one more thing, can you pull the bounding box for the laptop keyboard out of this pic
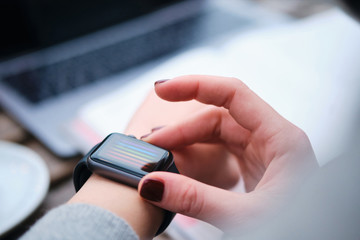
[2,9,250,103]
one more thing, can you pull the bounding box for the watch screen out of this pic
[90,133,170,176]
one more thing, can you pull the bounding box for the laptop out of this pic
[0,0,253,157]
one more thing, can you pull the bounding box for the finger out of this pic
[141,107,243,189]
[138,172,269,232]
[171,144,241,189]
[155,75,287,133]
[142,106,250,150]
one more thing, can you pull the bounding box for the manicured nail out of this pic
[151,126,164,132]
[140,179,164,202]
[154,79,169,85]
[140,132,152,140]
[140,126,165,139]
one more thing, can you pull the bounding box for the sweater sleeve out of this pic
[20,203,139,240]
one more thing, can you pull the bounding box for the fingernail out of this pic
[140,179,164,202]
[140,126,165,139]
[140,132,152,140]
[154,79,169,85]
[151,126,164,132]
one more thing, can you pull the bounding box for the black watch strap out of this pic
[73,144,98,192]
[73,144,178,236]
[155,162,178,235]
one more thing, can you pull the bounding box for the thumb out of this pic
[138,172,263,231]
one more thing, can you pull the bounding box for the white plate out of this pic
[0,141,49,236]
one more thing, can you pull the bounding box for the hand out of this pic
[139,75,318,233]
[126,88,241,189]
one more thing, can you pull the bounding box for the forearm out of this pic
[21,203,139,240]
[68,174,163,239]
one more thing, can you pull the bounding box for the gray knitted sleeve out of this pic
[20,203,139,240]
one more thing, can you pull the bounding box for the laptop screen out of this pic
[0,0,184,60]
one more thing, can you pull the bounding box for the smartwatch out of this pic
[73,132,178,236]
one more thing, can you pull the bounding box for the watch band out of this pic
[73,144,99,192]
[73,144,178,236]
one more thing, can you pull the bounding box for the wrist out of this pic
[69,174,163,239]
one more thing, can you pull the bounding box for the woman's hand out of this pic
[126,88,241,189]
[139,75,318,233]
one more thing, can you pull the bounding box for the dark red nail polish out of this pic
[154,79,169,85]
[140,126,164,139]
[140,179,164,202]
[140,132,152,140]
[151,126,164,132]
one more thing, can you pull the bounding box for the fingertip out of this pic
[139,178,165,202]
[154,79,170,86]
[140,172,205,216]
[140,126,165,141]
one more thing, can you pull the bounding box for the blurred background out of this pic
[0,0,359,239]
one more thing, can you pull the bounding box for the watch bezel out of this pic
[86,133,173,187]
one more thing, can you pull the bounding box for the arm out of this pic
[68,174,163,239]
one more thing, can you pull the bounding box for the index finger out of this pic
[155,75,285,132]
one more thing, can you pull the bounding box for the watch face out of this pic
[90,133,171,177]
